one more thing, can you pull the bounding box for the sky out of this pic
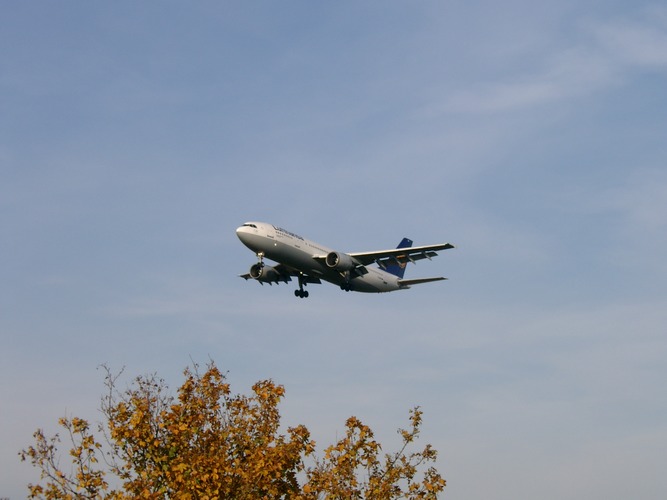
[2,1,667,498]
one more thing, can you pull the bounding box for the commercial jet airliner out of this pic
[236,222,454,298]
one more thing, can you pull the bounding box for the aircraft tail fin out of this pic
[384,238,413,278]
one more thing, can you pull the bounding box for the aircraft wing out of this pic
[349,243,455,269]
[240,263,322,285]
[297,274,323,285]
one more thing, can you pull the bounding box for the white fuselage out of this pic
[236,222,402,293]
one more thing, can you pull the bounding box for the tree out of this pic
[20,362,445,499]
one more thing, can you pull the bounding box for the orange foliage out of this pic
[20,362,445,499]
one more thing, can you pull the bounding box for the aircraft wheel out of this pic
[294,290,300,297]
[303,291,309,298]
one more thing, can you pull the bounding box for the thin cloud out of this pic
[593,13,667,68]
[444,11,667,114]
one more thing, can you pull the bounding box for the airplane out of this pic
[236,221,454,298]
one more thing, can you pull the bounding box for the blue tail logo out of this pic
[384,238,413,278]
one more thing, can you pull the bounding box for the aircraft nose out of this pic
[236,225,254,248]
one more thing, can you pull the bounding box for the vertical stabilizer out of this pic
[384,238,413,278]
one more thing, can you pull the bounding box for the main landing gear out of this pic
[339,271,352,292]
[295,274,309,298]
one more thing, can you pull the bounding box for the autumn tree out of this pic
[21,362,445,499]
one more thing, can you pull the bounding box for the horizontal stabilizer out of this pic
[397,277,447,288]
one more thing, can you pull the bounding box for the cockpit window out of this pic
[243,223,257,228]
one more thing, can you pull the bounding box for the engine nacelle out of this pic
[325,251,356,271]
[249,263,281,283]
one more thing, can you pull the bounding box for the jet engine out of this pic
[325,251,357,271]
[249,263,282,283]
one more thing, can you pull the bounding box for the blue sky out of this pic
[2,1,667,498]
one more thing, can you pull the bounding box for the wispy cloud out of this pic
[443,10,667,114]
[591,170,667,231]
[592,9,667,68]
[579,168,667,275]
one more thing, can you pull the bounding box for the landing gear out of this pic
[295,274,309,298]
[339,271,352,292]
